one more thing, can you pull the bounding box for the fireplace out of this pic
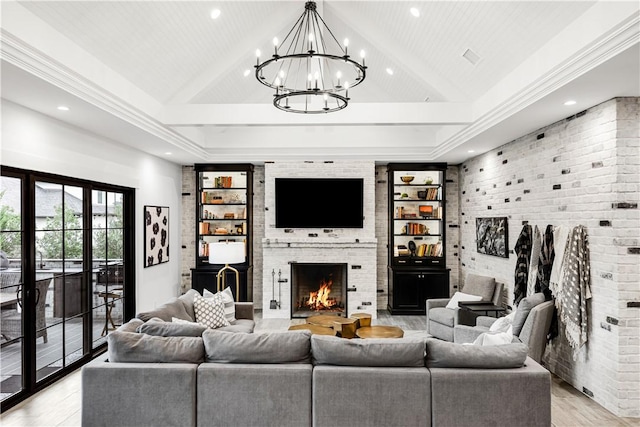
[291,263,348,318]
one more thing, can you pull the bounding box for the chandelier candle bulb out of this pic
[255,49,261,66]
[273,37,279,56]
[344,38,349,56]
[360,50,366,67]
[308,33,314,52]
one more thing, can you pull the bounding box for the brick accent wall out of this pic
[180,165,196,294]
[458,97,639,417]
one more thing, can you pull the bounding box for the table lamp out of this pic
[208,241,245,297]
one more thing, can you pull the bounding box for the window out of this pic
[0,166,134,411]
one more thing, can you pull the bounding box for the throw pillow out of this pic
[512,293,546,336]
[203,287,236,323]
[178,289,201,321]
[202,330,311,363]
[194,295,230,329]
[445,291,483,309]
[136,298,193,323]
[489,312,515,333]
[472,326,513,346]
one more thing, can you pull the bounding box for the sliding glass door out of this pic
[0,174,25,402]
[0,167,134,411]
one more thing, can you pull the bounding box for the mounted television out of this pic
[275,178,364,229]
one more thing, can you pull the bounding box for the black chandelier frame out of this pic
[254,1,367,114]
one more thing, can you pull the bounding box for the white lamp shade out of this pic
[209,241,245,265]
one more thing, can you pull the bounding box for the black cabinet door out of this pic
[422,270,450,301]
[392,271,422,310]
[388,269,449,315]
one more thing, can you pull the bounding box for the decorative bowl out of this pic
[400,176,415,184]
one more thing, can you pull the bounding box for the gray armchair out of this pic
[426,274,504,342]
[453,293,554,363]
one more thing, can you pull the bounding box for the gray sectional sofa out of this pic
[81,291,551,427]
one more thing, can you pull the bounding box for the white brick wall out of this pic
[458,97,639,418]
[180,165,196,293]
[261,161,378,319]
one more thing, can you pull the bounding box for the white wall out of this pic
[1,100,183,312]
[458,98,639,417]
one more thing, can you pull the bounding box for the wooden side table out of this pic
[356,326,404,339]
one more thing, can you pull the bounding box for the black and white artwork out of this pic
[144,205,169,267]
[476,217,508,258]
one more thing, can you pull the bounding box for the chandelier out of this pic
[254,1,367,114]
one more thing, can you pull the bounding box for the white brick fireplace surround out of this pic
[261,161,378,319]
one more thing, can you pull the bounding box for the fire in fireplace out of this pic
[291,263,347,318]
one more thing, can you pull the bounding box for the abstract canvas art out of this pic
[476,217,508,258]
[144,205,169,267]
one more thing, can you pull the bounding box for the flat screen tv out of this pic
[275,178,364,228]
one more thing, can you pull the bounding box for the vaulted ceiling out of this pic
[1,1,639,165]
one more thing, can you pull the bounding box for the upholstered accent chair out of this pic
[453,293,555,363]
[426,274,504,342]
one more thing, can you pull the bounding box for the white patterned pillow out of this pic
[203,287,236,323]
[194,295,230,329]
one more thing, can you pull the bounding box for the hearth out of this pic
[291,263,347,318]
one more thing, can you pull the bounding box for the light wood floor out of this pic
[1,310,637,427]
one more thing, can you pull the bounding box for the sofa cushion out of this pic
[136,320,207,337]
[512,293,546,336]
[203,287,236,323]
[462,274,496,301]
[426,338,527,369]
[194,295,230,329]
[203,330,311,363]
[445,291,483,309]
[136,298,193,323]
[116,318,144,333]
[311,335,427,367]
[107,331,204,363]
[216,318,255,333]
[178,289,200,321]
[429,307,456,326]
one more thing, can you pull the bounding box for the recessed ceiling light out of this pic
[210,9,221,19]
[564,100,577,106]
[164,152,172,156]
[462,48,481,65]
[386,68,394,75]
[243,69,251,77]
[410,8,420,17]
[468,150,475,153]
[57,105,69,111]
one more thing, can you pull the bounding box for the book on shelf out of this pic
[405,222,428,235]
[415,242,442,257]
[199,222,210,235]
[214,176,233,188]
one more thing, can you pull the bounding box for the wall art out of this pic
[144,205,169,267]
[476,217,508,258]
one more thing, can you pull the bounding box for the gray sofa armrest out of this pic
[234,302,254,320]
[476,316,498,328]
[426,298,449,311]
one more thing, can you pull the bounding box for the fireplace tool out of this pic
[270,269,278,309]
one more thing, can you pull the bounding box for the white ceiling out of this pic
[1,1,639,165]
